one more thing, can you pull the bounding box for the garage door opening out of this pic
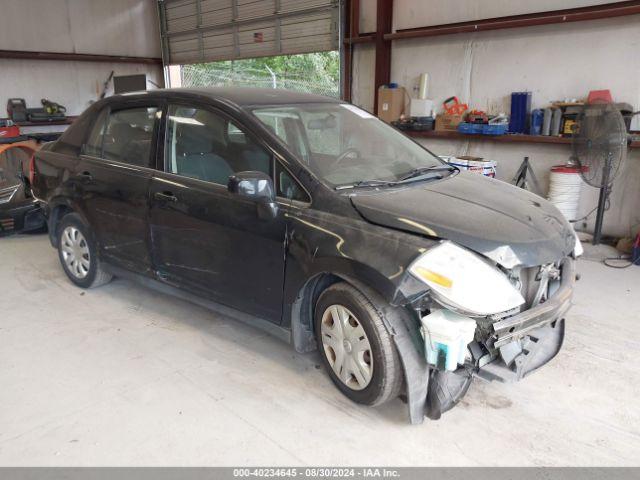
[158,0,341,96]
[177,51,339,97]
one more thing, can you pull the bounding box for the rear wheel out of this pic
[57,213,112,289]
[314,282,402,406]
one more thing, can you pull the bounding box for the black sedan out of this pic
[31,88,581,423]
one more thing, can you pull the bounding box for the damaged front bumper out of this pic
[423,258,576,420]
[477,257,575,382]
[0,198,46,236]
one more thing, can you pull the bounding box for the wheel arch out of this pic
[47,198,89,247]
[286,258,407,354]
[287,263,431,425]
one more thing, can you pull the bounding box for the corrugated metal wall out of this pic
[0,0,163,116]
[158,0,339,65]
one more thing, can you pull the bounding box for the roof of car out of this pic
[116,87,343,107]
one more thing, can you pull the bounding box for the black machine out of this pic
[7,98,28,123]
[6,98,67,123]
[27,99,67,122]
[113,74,147,94]
[392,116,435,131]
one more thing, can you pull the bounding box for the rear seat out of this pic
[104,123,152,167]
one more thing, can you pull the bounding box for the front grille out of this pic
[0,217,15,231]
[0,186,18,204]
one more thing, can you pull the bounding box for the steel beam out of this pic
[385,0,640,41]
[373,0,393,114]
[0,50,162,65]
[340,0,350,101]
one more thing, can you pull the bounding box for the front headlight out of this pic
[409,241,525,316]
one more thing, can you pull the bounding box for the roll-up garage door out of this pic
[158,0,339,65]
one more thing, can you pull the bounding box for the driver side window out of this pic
[276,162,309,203]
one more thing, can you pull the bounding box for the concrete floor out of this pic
[1,233,639,466]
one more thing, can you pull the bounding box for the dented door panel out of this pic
[148,172,287,323]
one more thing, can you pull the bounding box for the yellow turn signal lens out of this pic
[414,267,453,288]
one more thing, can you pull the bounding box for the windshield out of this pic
[251,103,447,187]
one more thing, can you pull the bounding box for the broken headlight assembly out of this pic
[408,241,525,316]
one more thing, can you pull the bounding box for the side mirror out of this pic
[228,171,278,219]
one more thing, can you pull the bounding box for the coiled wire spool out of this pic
[547,165,584,222]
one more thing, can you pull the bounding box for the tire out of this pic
[56,213,112,289]
[314,282,403,406]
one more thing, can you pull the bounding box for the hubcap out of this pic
[320,305,373,391]
[60,226,90,279]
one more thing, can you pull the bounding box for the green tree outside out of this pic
[184,51,340,97]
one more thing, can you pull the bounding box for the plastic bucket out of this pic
[447,158,497,178]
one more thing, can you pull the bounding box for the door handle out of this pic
[77,171,93,181]
[154,191,178,203]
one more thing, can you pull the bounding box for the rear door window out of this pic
[165,104,271,185]
[102,107,159,167]
[83,108,109,157]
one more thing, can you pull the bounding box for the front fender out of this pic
[282,208,433,424]
[282,208,435,320]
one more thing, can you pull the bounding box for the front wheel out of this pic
[57,213,112,289]
[314,282,403,406]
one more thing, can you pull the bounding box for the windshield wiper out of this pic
[335,165,456,190]
[398,165,456,182]
[335,179,398,190]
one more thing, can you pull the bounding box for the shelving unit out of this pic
[405,129,640,149]
[0,117,77,127]
[14,117,77,127]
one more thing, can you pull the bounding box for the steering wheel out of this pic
[332,147,361,168]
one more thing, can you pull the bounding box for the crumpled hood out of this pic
[350,171,576,268]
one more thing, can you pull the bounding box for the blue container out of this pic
[509,92,532,134]
[482,124,508,135]
[530,109,544,135]
[458,122,483,134]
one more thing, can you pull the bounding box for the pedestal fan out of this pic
[571,103,629,245]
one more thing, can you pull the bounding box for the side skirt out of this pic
[102,264,292,345]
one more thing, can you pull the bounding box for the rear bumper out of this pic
[477,258,575,382]
[0,199,46,236]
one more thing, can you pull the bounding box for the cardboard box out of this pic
[435,113,464,131]
[377,86,405,123]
